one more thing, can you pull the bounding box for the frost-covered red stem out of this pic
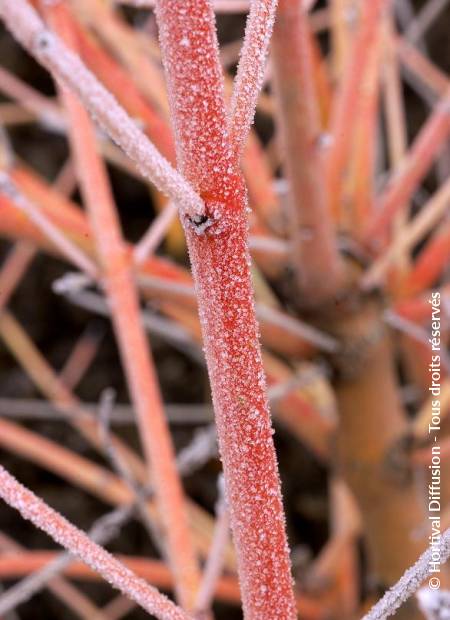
[155,1,296,618]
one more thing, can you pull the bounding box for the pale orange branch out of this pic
[0,466,191,620]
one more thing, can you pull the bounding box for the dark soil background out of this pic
[0,1,449,618]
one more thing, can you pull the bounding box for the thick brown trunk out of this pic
[332,300,427,619]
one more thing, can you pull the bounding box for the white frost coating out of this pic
[0,0,205,220]
[229,0,278,159]
[417,588,450,620]
[362,527,450,620]
[0,465,191,620]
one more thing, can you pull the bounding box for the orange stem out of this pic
[364,90,450,247]
[272,0,343,305]
[42,2,200,609]
[326,0,390,219]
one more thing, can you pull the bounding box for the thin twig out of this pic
[0,466,191,620]
[361,527,450,620]
[396,0,450,187]
[176,426,217,477]
[0,241,36,312]
[229,0,278,159]
[326,0,390,218]
[54,285,202,361]
[0,0,205,220]
[395,0,426,52]
[384,310,450,373]
[194,476,229,617]
[256,304,340,352]
[133,201,178,264]
[0,536,109,620]
[364,89,450,245]
[98,387,165,557]
[59,322,105,390]
[0,174,98,278]
[0,397,214,425]
[0,504,134,617]
[397,37,449,100]
[382,17,410,274]
[362,176,450,289]
[0,65,63,131]
[405,0,450,45]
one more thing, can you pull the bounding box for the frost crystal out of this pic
[417,588,450,620]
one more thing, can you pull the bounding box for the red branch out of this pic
[155,1,296,617]
[364,91,450,246]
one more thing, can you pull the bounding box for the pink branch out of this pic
[0,466,190,620]
[271,0,343,304]
[0,241,36,312]
[0,65,62,131]
[134,201,178,264]
[229,0,278,159]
